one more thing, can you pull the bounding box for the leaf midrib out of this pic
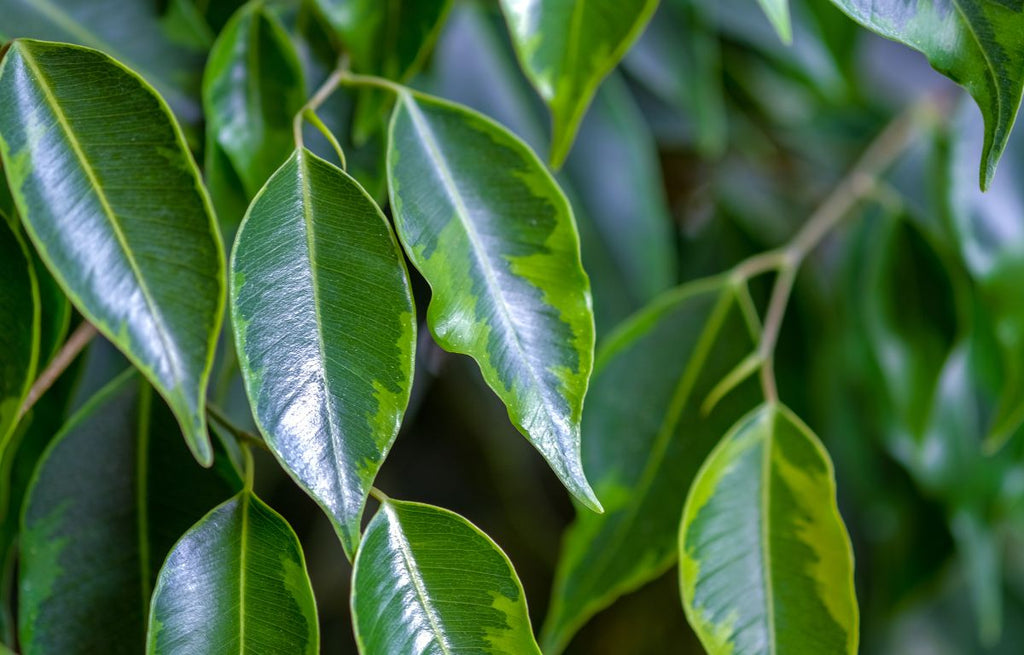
[950,0,1004,132]
[399,95,570,452]
[386,504,453,655]
[18,45,185,391]
[295,152,352,513]
[759,407,777,655]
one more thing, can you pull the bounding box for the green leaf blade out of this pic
[18,371,240,654]
[0,40,226,464]
[387,91,599,511]
[146,490,319,654]
[203,3,306,201]
[231,148,416,559]
[499,0,659,167]
[352,499,541,655]
[0,219,39,447]
[542,279,760,653]
[680,404,858,655]
[826,0,1024,188]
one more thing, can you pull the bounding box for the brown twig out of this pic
[18,321,98,420]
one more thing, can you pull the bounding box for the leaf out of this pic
[387,90,600,511]
[499,0,659,167]
[679,404,858,655]
[351,499,541,655]
[312,0,452,140]
[0,218,38,449]
[146,488,319,654]
[0,40,226,465]
[431,4,676,333]
[825,0,1024,189]
[231,148,416,559]
[541,277,760,653]
[203,2,306,201]
[756,0,792,43]
[0,0,206,125]
[18,371,240,654]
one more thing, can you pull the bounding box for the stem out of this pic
[729,99,936,404]
[337,70,406,96]
[293,58,349,150]
[369,486,390,503]
[206,404,269,452]
[18,321,98,420]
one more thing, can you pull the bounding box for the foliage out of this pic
[0,0,1023,653]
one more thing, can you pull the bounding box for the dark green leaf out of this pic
[0,40,226,464]
[203,2,306,201]
[826,0,1024,189]
[231,148,416,559]
[542,278,759,653]
[679,404,858,655]
[0,0,206,124]
[499,0,659,167]
[0,218,38,448]
[351,499,541,654]
[387,90,600,511]
[146,488,318,654]
[18,371,240,654]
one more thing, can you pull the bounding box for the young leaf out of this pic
[680,404,858,655]
[826,0,1024,189]
[0,219,38,448]
[0,0,206,124]
[18,371,240,654]
[499,0,659,167]
[756,0,792,43]
[203,2,306,201]
[146,490,319,654]
[351,499,541,655]
[542,278,760,653]
[231,148,416,560]
[387,91,600,511]
[0,40,226,465]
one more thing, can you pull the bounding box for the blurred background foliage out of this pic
[5,0,1024,652]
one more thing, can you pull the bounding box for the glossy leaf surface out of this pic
[0,0,206,124]
[0,219,38,448]
[203,3,305,200]
[387,91,599,511]
[0,40,226,464]
[147,489,318,654]
[542,278,759,653]
[499,0,659,167]
[232,148,415,559]
[351,499,540,655]
[431,5,676,333]
[826,0,1024,189]
[19,371,239,654]
[680,404,858,655]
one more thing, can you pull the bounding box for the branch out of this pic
[18,321,98,420]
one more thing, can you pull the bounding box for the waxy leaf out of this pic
[680,404,858,655]
[0,0,206,124]
[147,489,319,654]
[387,91,600,511]
[499,0,659,167]
[203,3,306,201]
[19,371,240,654]
[826,0,1024,189]
[232,148,416,559]
[431,5,676,333]
[0,219,38,448]
[351,499,541,654]
[0,40,226,465]
[542,278,759,653]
